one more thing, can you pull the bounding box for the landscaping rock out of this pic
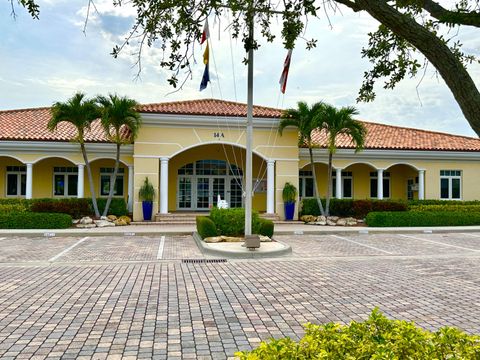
[223,236,244,242]
[72,219,80,224]
[76,223,96,228]
[316,215,327,222]
[94,220,115,228]
[107,215,117,221]
[204,235,273,243]
[327,216,339,222]
[118,215,131,225]
[326,220,337,226]
[313,221,326,226]
[204,236,224,243]
[300,215,316,223]
[336,218,347,226]
[345,217,357,226]
[259,236,272,242]
[79,216,93,225]
[114,218,128,226]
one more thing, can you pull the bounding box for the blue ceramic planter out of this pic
[284,202,295,220]
[142,201,153,221]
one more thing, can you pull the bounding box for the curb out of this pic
[0,230,194,237]
[193,232,292,259]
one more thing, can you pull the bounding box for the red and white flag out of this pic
[279,49,293,94]
[200,19,210,45]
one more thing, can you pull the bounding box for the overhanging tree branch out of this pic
[421,0,480,27]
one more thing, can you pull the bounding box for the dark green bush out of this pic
[31,198,91,218]
[257,218,274,238]
[210,208,261,237]
[94,198,128,216]
[196,216,218,239]
[408,199,480,207]
[236,309,480,359]
[0,212,72,229]
[300,198,407,218]
[366,211,480,227]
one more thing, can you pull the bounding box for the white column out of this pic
[335,168,342,199]
[377,169,384,200]
[128,165,134,213]
[26,163,33,199]
[418,170,425,200]
[160,157,169,214]
[266,160,275,214]
[77,164,85,198]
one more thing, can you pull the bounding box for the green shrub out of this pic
[196,216,218,239]
[0,212,72,229]
[410,204,480,212]
[236,309,480,359]
[94,198,128,216]
[300,198,407,218]
[210,208,261,237]
[366,211,480,227]
[31,198,91,218]
[257,218,274,238]
[0,198,34,210]
[0,203,29,213]
[409,199,480,206]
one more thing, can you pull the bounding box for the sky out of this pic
[1,0,479,137]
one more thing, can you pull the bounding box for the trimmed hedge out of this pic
[408,199,480,206]
[236,309,480,359]
[300,198,407,218]
[0,212,72,229]
[196,216,218,239]
[257,218,274,238]
[366,211,480,227]
[0,204,29,213]
[94,198,128,217]
[410,204,480,212]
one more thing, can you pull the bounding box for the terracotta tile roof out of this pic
[139,99,282,118]
[310,121,480,152]
[0,99,479,152]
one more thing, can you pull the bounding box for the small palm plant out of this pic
[139,177,156,220]
[96,94,141,216]
[48,92,101,217]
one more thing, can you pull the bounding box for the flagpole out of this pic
[245,12,254,237]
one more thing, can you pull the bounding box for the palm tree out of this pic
[318,104,367,216]
[48,92,101,217]
[96,94,141,217]
[279,101,327,216]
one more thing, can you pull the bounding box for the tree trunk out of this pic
[353,0,480,136]
[309,146,325,216]
[102,142,121,217]
[81,143,100,218]
[325,151,333,216]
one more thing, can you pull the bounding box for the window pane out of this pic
[343,178,352,198]
[383,179,390,198]
[7,174,18,195]
[370,178,377,198]
[68,175,78,196]
[101,175,110,196]
[440,178,449,199]
[452,178,460,199]
[332,178,336,198]
[299,178,303,197]
[305,178,314,197]
[20,174,26,196]
[54,174,65,196]
[114,176,124,196]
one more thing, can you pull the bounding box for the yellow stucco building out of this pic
[1,99,480,221]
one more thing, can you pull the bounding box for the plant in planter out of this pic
[139,177,155,221]
[283,182,298,220]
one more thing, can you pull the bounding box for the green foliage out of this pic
[196,216,218,239]
[366,211,480,227]
[0,212,72,229]
[409,199,480,206]
[94,198,128,216]
[31,198,91,218]
[139,177,155,202]
[300,198,407,218]
[282,182,297,203]
[0,198,35,209]
[410,204,480,212]
[257,218,275,238]
[0,203,29,213]
[236,308,480,359]
[209,208,261,237]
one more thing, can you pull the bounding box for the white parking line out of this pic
[398,234,480,252]
[462,233,480,238]
[0,237,5,241]
[48,237,89,262]
[157,236,165,260]
[330,235,393,255]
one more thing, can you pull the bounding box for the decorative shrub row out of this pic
[0,212,73,229]
[408,199,480,206]
[300,198,407,218]
[196,208,275,238]
[410,204,480,213]
[236,309,480,359]
[0,198,128,217]
[0,203,29,213]
[366,211,480,227]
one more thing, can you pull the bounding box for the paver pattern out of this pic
[0,232,480,359]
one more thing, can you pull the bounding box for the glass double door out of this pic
[178,176,243,210]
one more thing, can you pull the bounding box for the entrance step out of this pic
[153,212,282,224]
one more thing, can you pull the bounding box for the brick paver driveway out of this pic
[1,231,480,359]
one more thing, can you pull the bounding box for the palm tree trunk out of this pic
[309,147,325,216]
[81,143,100,218]
[102,143,121,217]
[325,151,333,216]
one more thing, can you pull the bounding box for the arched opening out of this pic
[343,162,378,199]
[386,163,421,200]
[168,143,267,212]
[33,157,77,198]
[0,156,26,198]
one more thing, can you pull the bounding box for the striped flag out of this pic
[200,64,210,91]
[199,20,210,91]
[279,49,293,94]
[200,19,210,45]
